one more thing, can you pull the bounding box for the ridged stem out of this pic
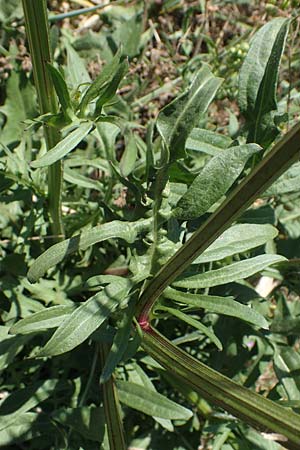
[98,343,127,450]
[22,0,64,239]
[142,327,300,450]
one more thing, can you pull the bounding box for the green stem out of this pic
[138,121,300,323]
[22,0,64,239]
[98,343,127,450]
[142,327,300,450]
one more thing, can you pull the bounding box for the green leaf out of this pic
[9,305,76,335]
[95,59,128,112]
[164,288,268,329]
[51,406,105,442]
[120,131,138,177]
[193,223,278,264]
[79,47,122,113]
[271,317,300,335]
[0,72,27,144]
[0,413,52,446]
[64,167,102,191]
[100,299,135,383]
[157,64,222,161]
[47,64,73,118]
[274,346,300,401]
[0,379,60,431]
[116,380,193,420]
[238,18,290,147]
[31,121,93,168]
[173,254,286,289]
[38,278,132,357]
[186,127,232,155]
[65,42,91,88]
[265,162,300,196]
[0,326,30,370]
[157,305,222,349]
[174,144,261,220]
[27,218,150,283]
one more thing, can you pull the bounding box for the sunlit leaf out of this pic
[27,218,150,282]
[157,64,222,161]
[116,380,193,420]
[157,304,222,349]
[38,278,132,356]
[173,254,285,289]
[164,288,268,329]
[193,223,278,263]
[9,305,76,335]
[31,121,93,168]
[238,18,290,147]
[174,143,261,220]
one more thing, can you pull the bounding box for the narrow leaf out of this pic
[238,18,290,147]
[27,218,150,283]
[51,406,105,442]
[0,379,60,431]
[79,47,123,114]
[173,254,285,289]
[193,223,278,264]
[31,121,93,168]
[164,288,268,329]
[157,64,222,161]
[100,300,135,383]
[38,279,132,357]
[116,380,193,420]
[95,59,128,111]
[265,162,300,196]
[47,64,72,117]
[9,306,76,335]
[186,127,232,155]
[120,131,138,177]
[158,305,222,349]
[174,143,261,220]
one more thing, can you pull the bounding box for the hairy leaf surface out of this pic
[116,380,193,420]
[38,278,132,356]
[174,144,261,219]
[173,254,285,289]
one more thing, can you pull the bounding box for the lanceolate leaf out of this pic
[265,162,300,196]
[9,306,76,335]
[173,254,285,289]
[31,121,93,168]
[38,278,132,357]
[193,223,278,264]
[186,127,232,155]
[174,144,261,220]
[116,380,193,420]
[27,219,150,282]
[95,59,129,111]
[238,18,290,147]
[157,305,222,349]
[47,64,73,118]
[120,131,138,177]
[100,299,136,383]
[0,379,61,431]
[157,64,222,161]
[79,47,125,115]
[164,288,268,329]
